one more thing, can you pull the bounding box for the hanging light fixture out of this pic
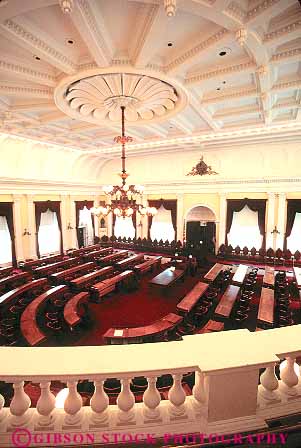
[91,105,157,219]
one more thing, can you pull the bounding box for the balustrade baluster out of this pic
[116,378,135,424]
[36,381,56,428]
[90,380,109,427]
[9,381,31,427]
[0,392,6,423]
[279,357,300,398]
[63,380,82,428]
[143,376,161,421]
[168,373,187,419]
[258,366,280,404]
[192,371,206,414]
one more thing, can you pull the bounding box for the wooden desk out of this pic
[215,285,240,317]
[115,253,144,270]
[91,270,134,299]
[0,266,13,278]
[21,254,63,271]
[0,271,31,293]
[263,266,275,288]
[134,256,162,275]
[149,268,184,288]
[232,264,249,285]
[81,247,113,262]
[199,320,224,333]
[69,266,113,291]
[98,250,128,265]
[257,287,274,325]
[177,282,209,314]
[293,267,301,289]
[204,263,226,282]
[0,278,47,310]
[64,291,89,329]
[33,257,80,277]
[21,285,67,346]
[104,312,182,344]
[67,244,101,258]
[49,262,95,285]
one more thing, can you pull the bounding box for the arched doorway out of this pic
[185,205,216,255]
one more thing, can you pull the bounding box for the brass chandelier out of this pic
[91,105,157,219]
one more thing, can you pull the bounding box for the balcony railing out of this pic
[0,325,300,447]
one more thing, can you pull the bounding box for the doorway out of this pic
[185,205,216,254]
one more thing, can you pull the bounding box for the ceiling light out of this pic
[66,39,74,45]
[91,106,157,219]
[219,51,226,56]
[219,47,231,57]
[223,81,226,84]
[168,42,173,47]
[34,55,41,61]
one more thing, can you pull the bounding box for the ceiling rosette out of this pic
[57,72,184,124]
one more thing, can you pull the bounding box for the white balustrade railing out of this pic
[0,326,300,447]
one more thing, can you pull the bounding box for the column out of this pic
[266,193,276,249]
[12,194,24,262]
[176,193,184,242]
[70,198,78,249]
[218,193,227,249]
[60,194,68,252]
[141,195,148,239]
[93,196,99,238]
[276,193,286,250]
[27,194,37,259]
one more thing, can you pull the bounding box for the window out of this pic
[38,208,61,256]
[150,204,175,242]
[0,216,12,265]
[227,204,262,250]
[114,216,135,239]
[78,206,94,246]
[287,212,301,253]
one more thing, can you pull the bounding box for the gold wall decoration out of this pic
[186,156,218,176]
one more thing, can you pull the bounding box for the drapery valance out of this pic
[35,201,63,257]
[147,199,177,240]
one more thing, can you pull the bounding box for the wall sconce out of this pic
[23,228,31,236]
[67,222,73,230]
[271,226,280,234]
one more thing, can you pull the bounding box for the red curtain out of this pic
[147,199,177,240]
[0,202,16,267]
[35,201,63,258]
[284,199,301,250]
[225,198,267,249]
[75,200,95,246]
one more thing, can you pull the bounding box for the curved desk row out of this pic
[0,271,31,294]
[104,312,183,344]
[70,266,114,291]
[33,257,81,277]
[49,262,96,285]
[90,270,134,301]
[0,278,48,313]
[133,256,162,276]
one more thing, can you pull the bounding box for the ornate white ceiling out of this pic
[0,0,300,158]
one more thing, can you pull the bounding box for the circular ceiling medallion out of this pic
[55,69,187,126]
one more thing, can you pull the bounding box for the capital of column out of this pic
[12,194,23,202]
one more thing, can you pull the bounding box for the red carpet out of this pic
[73,269,200,346]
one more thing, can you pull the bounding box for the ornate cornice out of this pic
[2,19,77,74]
[76,0,113,65]
[0,60,55,86]
[166,29,230,72]
[225,2,247,23]
[0,85,53,98]
[272,79,301,92]
[246,0,280,22]
[202,87,258,104]
[185,61,256,85]
[270,47,301,64]
[263,20,301,43]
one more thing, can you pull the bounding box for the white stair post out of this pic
[258,366,281,404]
[36,381,56,428]
[90,380,109,428]
[143,376,161,421]
[116,378,135,424]
[168,373,187,420]
[63,381,82,428]
[9,381,31,427]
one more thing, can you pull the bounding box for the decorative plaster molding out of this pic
[76,0,113,65]
[225,2,247,23]
[270,47,301,64]
[272,79,301,92]
[263,21,301,43]
[0,61,55,86]
[202,87,258,104]
[185,61,256,85]
[0,85,53,98]
[246,0,280,22]
[235,29,247,46]
[166,29,230,72]
[2,19,77,74]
